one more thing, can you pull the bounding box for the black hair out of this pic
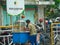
[26,20,30,23]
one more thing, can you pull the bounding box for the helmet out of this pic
[39,18,43,22]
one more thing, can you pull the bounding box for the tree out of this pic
[45,0,60,19]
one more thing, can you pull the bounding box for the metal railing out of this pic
[51,23,60,45]
[0,29,13,45]
[0,35,12,45]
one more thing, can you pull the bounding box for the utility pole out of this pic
[10,15,12,25]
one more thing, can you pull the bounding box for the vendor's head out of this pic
[26,19,30,24]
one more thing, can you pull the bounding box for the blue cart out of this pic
[13,31,29,44]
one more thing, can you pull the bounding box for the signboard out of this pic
[6,0,24,15]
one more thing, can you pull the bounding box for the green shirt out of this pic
[28,23,37,35]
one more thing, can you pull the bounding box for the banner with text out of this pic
[6,0,24,15]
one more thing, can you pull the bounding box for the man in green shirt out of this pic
[26,20,37,45]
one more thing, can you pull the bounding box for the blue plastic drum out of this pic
[13,33,20,43]
[13,32,29,44]
[19,32,29,43]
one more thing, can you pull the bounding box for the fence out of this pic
[0,30,13,45]
[51,23,60,45]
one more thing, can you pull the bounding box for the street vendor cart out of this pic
[13,20,29,44]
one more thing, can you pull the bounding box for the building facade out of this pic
[0,0,55,29]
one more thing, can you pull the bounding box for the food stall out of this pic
[13,20,29,44]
